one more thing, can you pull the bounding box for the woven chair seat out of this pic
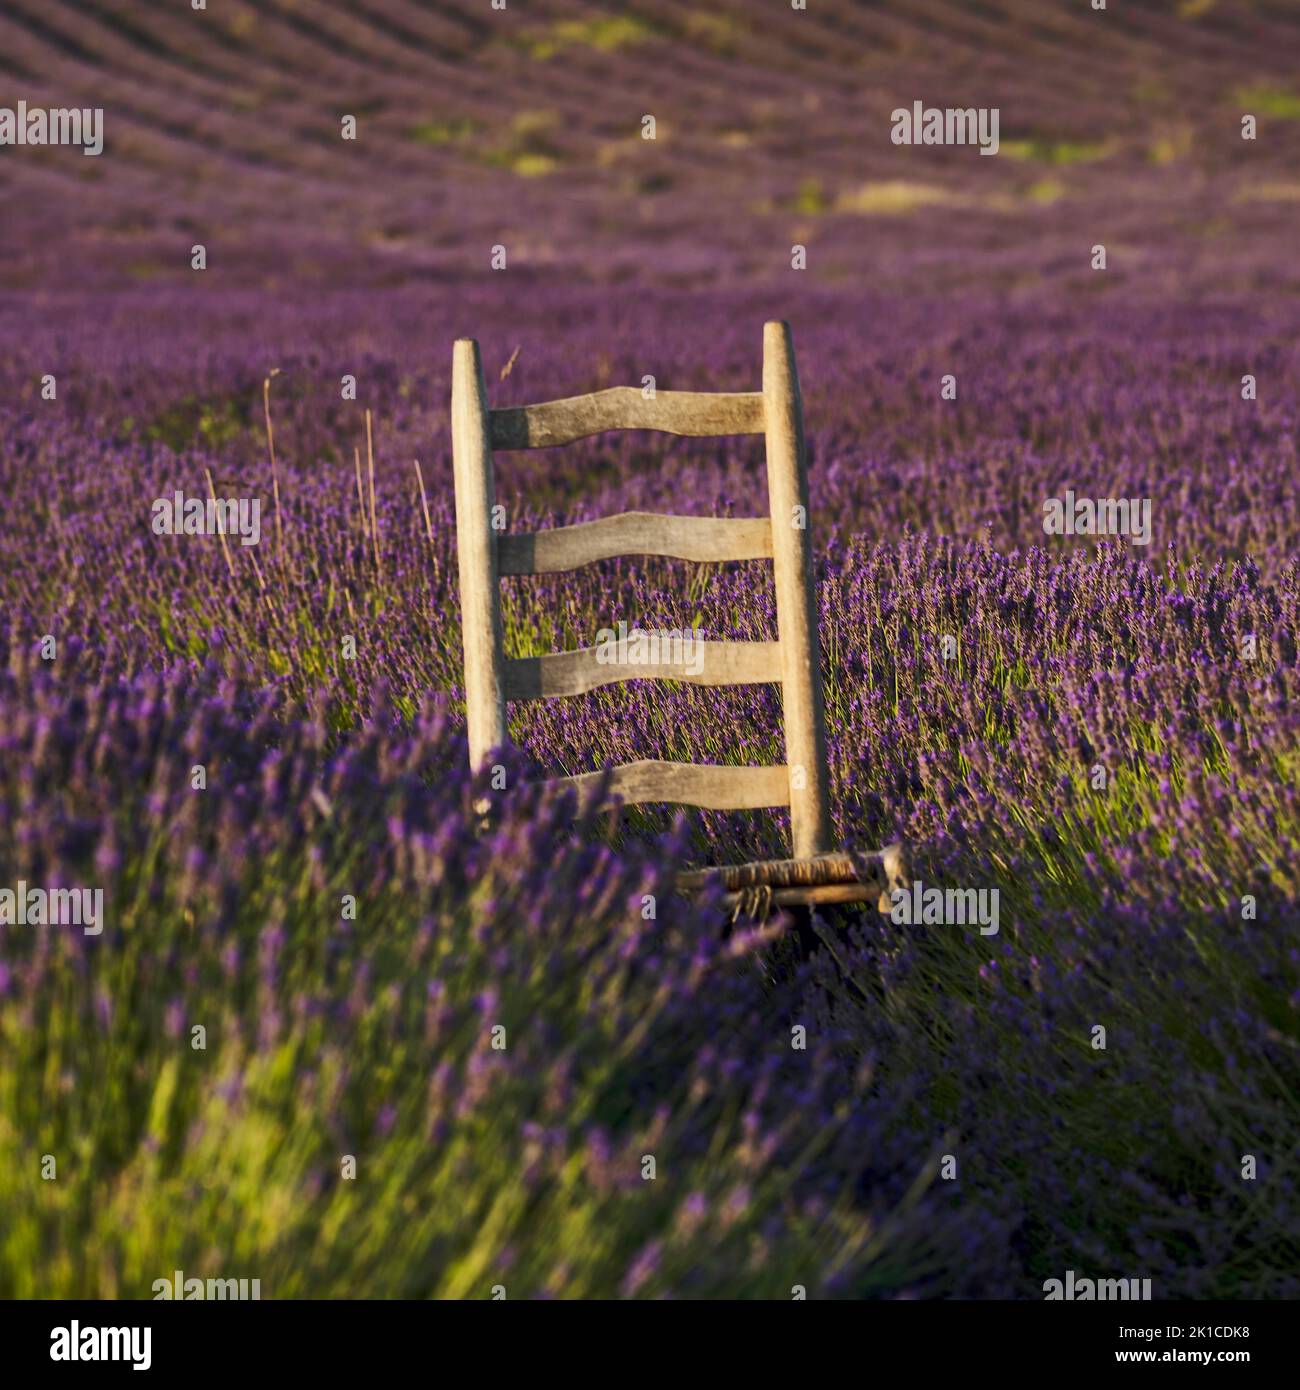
[677,843,908,917]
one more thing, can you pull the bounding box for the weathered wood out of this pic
[763,321,833,859]
[505,640,781,700]
[722,883,890,911]
[451,338,508,770]
[557,760,791,812]
[683,842,910,914]
[449,324,862,874]
[498,511,773,575]
[678,851,867,891]
[490,388,766,450]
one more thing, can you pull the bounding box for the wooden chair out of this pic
[451,321,906,916]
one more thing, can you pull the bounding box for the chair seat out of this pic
[677,843,908,913]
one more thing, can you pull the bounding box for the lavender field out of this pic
[1,0,1299,1302]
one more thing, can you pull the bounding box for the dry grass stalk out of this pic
[413,458,435,553]
[365,409,382,579]
[245,545,269,595]
[262,370,284,563]
[353,447,368,541]
[204,466,236,580]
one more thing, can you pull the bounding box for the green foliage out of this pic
[1235,85,1300,119]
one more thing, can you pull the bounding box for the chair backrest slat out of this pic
[503,639,782,701]
[451,322,833,859]
[498,511,773,575]
[490,387,766,450]
[556,760,792,813]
